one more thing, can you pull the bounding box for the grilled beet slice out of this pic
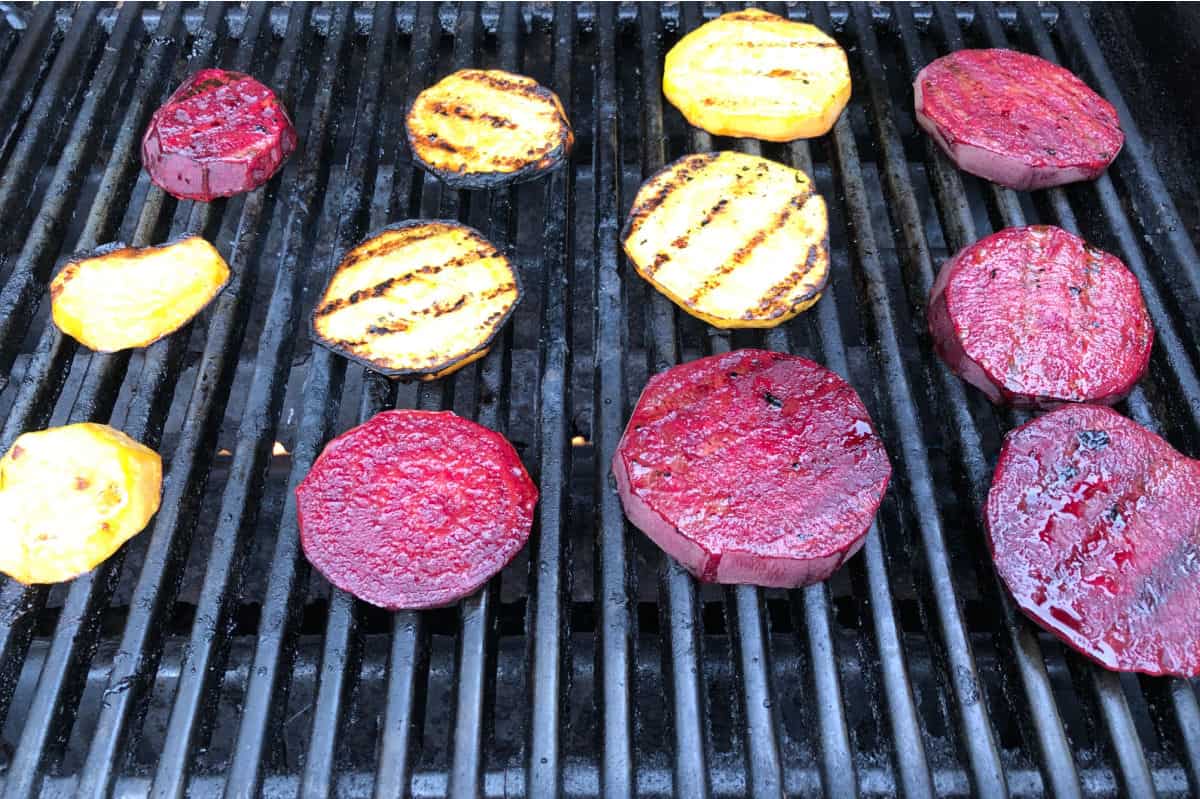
[988,405,1200,676]
[141,69,297,201]
[929,226,1152,408]
[914,49,1123,190]
[612,349,891,588]
[296,410,537,610]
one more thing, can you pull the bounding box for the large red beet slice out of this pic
[928,225,1152,408]
[987,405,1200,676]
[296,410,537,610]
[142,69,297,201]
[914,49,1123,190]
[612,349,891,588]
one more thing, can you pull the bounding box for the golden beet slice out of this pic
[312,221,521,380]
[664,8,851,141]
[51,236,231,352]
[406,69,573,188]
[622,151,829,328]
[0,423,162,584]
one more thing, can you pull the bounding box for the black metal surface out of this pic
[0,3,1199,797]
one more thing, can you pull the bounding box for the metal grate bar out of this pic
[593,6,635,797]
[815,5,1014,796]
[71,7,313,799]
[0,4,101,241]
[634,6,711,798]
[214,5,364,796]
[0,3,137,392]
[0,3,55,139]
[146,10,346,799]
[1013,8,1200,785]
[298,7,395,797]
[526,5,575,796]
[932,8,1162,798]
[708,134,786,799]
[0,12,275,799]
[0,7,190,740]
[369,5,449,796]
[447,5,520,797]
[868,5,1086,796]
[1053,6,1200,342]
[974,7,1200,796]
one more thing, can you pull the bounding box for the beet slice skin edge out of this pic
[988,404,1200,676]
[297,410,537,610]
[142,68,298,201]
[914,48,1123,190]
[613,349,892,588]
[929,225,1152,408]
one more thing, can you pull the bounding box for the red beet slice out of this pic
[928,225,1152,408]
[296,410,537,610]
[141,68,297,201]
[987,405,1200,676]
[914,49,1123,190]
[612,349,891,588]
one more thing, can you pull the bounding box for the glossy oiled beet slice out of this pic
[929,226,1152,408]
[612,349,891,588]
[988,405,1200,676]
[296,410,537,610]
[142,69,297,201]
[914,49,1123,190]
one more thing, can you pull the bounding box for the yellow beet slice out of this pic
[312,221,521,380]
[622,151,829,328]
[0,423,162,584]
[406,68,573,188]
[663,8,851,141]
[51,236,230,352]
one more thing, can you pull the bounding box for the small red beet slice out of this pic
[987,405,1200,676]
[141,68,297,201]
[296,410,537,610]
[612,349,891,588]
[928,225,1152,408]
[914,49,1123,190]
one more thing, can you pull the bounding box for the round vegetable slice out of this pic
[51,236,231,353]
[296,410,538,610]
[914,49,1123,190]
[406,68,573,188]
[613,349,891,588]
[622,151,829,328]
[988,404,1200,676]
[0,423,162,584]
[142,68,297,201]
[663,8,851,141]
[311,221,521,380]
[928,225,1152,407]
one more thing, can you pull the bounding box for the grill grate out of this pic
[0,3,1199,797]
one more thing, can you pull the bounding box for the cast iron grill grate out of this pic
[0,3,1197,797]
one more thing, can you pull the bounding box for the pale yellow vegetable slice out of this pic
[622,151,829,328]
[312,221,521,380]
[0,423,162,584]
[663,8,851,141]
[51,236,230,352]
[406,68,573,188]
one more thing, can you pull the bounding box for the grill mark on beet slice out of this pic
[141,68,297,201]
[612,349,891,588]
[928,225,1152,408]
[296,410,537,610]
[987,404,1200,676]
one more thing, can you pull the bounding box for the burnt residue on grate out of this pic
[0,3,1198,798]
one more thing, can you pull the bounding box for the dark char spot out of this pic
[763,392,783,409]
[1076,430,1110,451]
